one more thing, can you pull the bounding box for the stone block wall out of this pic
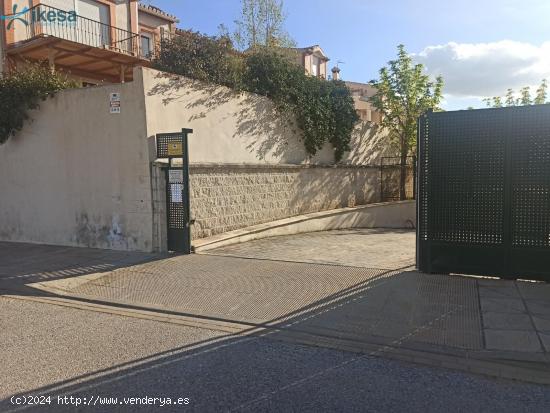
[187,164,380,239]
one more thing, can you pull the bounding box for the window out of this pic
[311,56,319,77]
[76,0,110,47]
[141,33,152,58]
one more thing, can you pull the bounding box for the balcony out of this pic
[5,4,150,82]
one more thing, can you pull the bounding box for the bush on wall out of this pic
[0,64,76,144]
[154,30,245,90]
[153,33,359,162]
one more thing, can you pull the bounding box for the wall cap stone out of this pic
[152,161,380,170]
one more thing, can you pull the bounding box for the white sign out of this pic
[110,92,121,114]
[169,170,184,183]
[171,183,183,203]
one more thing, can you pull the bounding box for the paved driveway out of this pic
[204,228,416,269]
[2,232,550,384]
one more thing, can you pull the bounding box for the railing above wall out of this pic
[6,4,149,59]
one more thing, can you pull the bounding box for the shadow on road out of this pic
[0,241,167,298]
[0,240,498,412]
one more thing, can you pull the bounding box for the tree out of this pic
[154,37,358,162]
[519,86,532,105]
[535,79,548,105]
[484,80,548,108]
[369,44,443,201]
[230,0,295,50]
[483,96,502,108]
[505,88,516,106]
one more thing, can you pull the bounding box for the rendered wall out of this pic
[0,69,153,250]
[0,66,399,252]
[142,67,397,245]
[142,68,392,165]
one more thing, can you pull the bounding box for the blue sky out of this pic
[148,0,550,110]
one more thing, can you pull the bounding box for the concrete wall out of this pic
[0,69,153,251]
[0,67,401,252]
[142,68,393,165]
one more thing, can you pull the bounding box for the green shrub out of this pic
[154,36,359,162]
[154,30,244,89]
[0,65,76,144]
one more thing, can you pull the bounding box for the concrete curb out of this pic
[193,201,416,252]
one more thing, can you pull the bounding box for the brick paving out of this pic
[2,233,550,360]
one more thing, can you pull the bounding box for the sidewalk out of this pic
[2,232,550,384]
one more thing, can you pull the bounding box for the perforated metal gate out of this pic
[417,106,550,282]
[156,130,192,253]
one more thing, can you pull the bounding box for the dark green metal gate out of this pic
[156,129,193,254]
[417,106,550,282]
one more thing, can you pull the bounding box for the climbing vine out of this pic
[154,32,359,162]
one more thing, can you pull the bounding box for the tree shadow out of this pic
[0,241,167,298]
[144,71,327,163]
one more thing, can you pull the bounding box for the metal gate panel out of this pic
[157,131,192,254]
[418,105,550,281]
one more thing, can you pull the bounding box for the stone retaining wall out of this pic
[189,164,381,239]
[152,164,381,246]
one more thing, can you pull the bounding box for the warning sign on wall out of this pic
[110,93,121,114]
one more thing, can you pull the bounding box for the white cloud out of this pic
[413,41,550,99]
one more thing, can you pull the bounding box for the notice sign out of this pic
[170,183,184,203]
[169,169,184,183]
[167,142,183,156]
[110,92,121,114]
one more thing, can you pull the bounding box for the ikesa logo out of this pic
[1,4,77,29]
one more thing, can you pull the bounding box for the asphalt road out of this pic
[2,296,549,413]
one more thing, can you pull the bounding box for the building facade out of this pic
[344,81,382,123]
[0,0,177,83]
[290,44,329,79]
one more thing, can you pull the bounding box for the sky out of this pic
[147,0,550,110]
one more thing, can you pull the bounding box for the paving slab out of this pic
[480,297,527,314]
[484,329,543,353]
[540,333,550,352]
[478,284,521,299]
[532,314,550,333]
[525,300,550,315]
[482,312,535,331]
[517,282,550,301]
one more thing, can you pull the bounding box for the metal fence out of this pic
[380,156,416,202]
[12,4,142,57]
